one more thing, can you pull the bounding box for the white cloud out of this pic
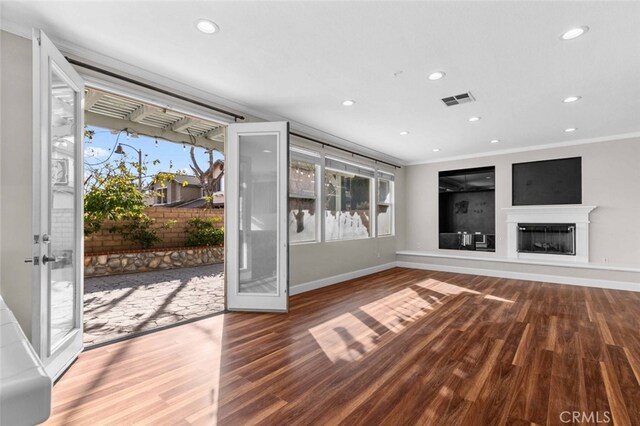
[85,147,110,159]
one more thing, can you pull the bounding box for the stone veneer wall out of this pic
[84,246,224,277]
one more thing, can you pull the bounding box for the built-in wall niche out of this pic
[439,166,496,252]
[512,157,582,206]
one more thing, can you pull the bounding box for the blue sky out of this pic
[84,125,224,182]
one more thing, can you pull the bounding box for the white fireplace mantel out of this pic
[502,205,597,263]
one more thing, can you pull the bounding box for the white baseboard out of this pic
[396,261,640,292]
[289,260,640,296]
[289,262,397,296]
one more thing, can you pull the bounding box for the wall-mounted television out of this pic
[512,157,582,206]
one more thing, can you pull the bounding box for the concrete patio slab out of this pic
[83,263,224,346]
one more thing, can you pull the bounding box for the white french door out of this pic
[226,122,289,312]
[32,30,84,380]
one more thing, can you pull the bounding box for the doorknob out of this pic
[42,255,63,265]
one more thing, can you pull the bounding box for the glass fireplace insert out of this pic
[517,223,576,255]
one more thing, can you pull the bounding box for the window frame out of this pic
[323,156,375,242]
[376,171,395,237]
[156,187,168,205]
[288,144,397,244]
[288,146,322,245]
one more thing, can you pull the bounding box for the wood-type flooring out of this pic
[45,268,640,425]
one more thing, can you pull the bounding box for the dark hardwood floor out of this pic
[45,267,640,425]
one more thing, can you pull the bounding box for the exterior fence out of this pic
[84,207,224,254]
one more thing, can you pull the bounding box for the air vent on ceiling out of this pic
[441,92,476,107]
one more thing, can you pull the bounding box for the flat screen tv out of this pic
[512,157,582,206]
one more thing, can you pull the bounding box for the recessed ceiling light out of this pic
[432,148,440,152]
[468,116,481,122]
[565,127,578,132]
[428,71,446,81]
[562,96,582,103]
[399,131,409,136]
[195,19,219,35]
[342,100,355,106]
[263,150,272,153]
[561,26,589,41]
[490,139,499,144]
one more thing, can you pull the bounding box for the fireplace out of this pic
[517,223,575,255]
[502,205,596,263]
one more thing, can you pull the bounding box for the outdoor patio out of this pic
[83,264,224,346]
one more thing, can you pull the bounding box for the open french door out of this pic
[31,30,84,380]
[226,122,289,312]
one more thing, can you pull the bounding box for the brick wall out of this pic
[85,207,224,254]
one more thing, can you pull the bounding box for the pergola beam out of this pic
[204,127,225,141]
[169,117,197,132]
[84,90,105,110]
[85,112,223,152]
[126,104,157,123]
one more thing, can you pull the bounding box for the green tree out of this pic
[83,130,180,248]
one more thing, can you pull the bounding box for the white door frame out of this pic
[226,122,289,312]
[32,29,84,380]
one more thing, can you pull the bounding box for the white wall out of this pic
[402,136,640,282]
[289,136,405,289]
[0,30,34,337]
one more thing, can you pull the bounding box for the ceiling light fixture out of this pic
[562,96,582,103]
[428,71,446,81]
[342,100,355,106]
[565,127,577,132]
[468,116,481,122]
[195,19,219,35]
[561,26,589,41]
[490,139,499,144]
[399,131,409,136]
[432,148,440,152]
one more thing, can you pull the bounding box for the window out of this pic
[324,157,374,241]
[156,187,168,204]
[289,147,320,243]
[377,171,394,236]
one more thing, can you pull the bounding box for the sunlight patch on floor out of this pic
[484,294,514,303]
[359,288,435,333]
[414,278,481,296]
[309,313,380,363]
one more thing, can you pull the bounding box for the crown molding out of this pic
[406,131,640,166]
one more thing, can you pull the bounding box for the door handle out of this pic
[42,255,63,265]
[24,257,40,265]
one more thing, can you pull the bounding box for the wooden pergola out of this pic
[84,87,225,152]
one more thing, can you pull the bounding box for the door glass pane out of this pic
[49,68,77,349]
[238,134,278,294]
